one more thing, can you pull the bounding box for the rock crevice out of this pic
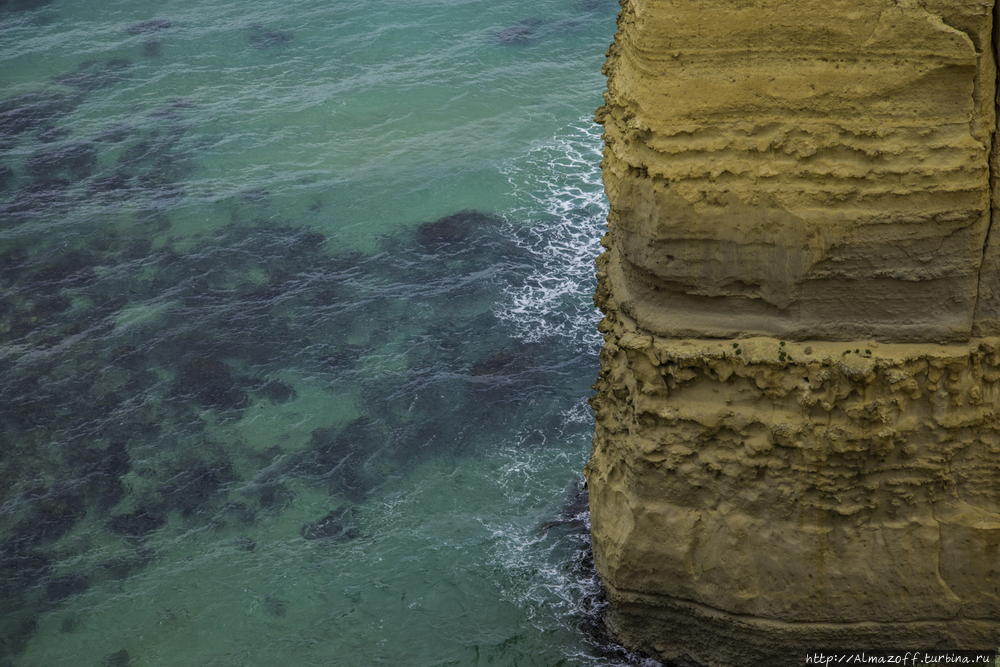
[972,2,1000,334]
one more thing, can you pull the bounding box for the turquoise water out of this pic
[0,0,637,665]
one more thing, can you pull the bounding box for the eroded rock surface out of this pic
[596,0,998,342]
[587,0,1000,663]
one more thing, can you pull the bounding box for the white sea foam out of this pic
[485,444,660,666]
[497,118,608,354]
[491,121,634,664]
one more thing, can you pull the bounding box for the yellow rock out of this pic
[596,0,998,342]
[587,0,1000,663]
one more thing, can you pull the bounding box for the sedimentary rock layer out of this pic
[587,303,1000,663]
[588,0,1000,663]
[597,0,999,342]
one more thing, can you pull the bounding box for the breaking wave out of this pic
[498,118,608,354]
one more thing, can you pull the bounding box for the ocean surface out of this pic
[0,0,638,665]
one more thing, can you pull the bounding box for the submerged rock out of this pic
[91,122,133,143]
[126,18,172,35]
[494,19,543,45]
[6,485,88,550]
[36,126,70,143]
[300,507,358,542]
[102,649,131,667]
[249,25,293,49]
[539,483,588,533]
[106,507,166,539]
[52,59,131,92]
[175,356,248,411]
[99,549,155,580]
[158,459,235,518]
[414,209,503,249]
[0,91,79,139]
[25,141,96,182]
[0,0,52,11]
[262,595,287,617]
[0,614,38,662]
[297,418,379,500]
[44,573,89,603]
[0,181,70,226]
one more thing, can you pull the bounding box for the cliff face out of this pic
[596,0,998,342]
[587,1,1000,664]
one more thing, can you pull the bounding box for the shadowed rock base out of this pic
[604,593,1000,667]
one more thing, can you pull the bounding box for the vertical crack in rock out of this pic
[587,1,1000,665]
[972,0,1000,332]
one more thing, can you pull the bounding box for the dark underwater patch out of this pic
[4,485,87,552]
[36,126,70,143]
[415,213,473,247]
[25,141,97,182]
[263,595,287,617]
[0,549,51,599]
[175,356,248,411]
[0,194,567,657]
[91,122,133,144]
[240,187,270,202]
[0,0,52,12]
[0,180,70,226]
[470,349,530,376]
[494,19,544,45]
[88,173,131,197]
[142,40,162,58]
[99,548,155,581]
[539,483,589,534]
[293,418,380,501]
[234,536,257,552]
[127,18,172,35]
[0,91,79,139]
[249,25,293,49]
[159,458,236,518]
[0,614,37,660]
[102,648,131,667]
[73,441,130,510]
[52,59,131,92]
[27,248,99,290]
[240,471,294,514]
[411,210,529,272]
[107,507,167,539]
[114,128,193,191]
[536,480,650,665]
[43,573,89,604]
[300,507,358,542]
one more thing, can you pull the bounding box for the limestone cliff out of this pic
[596,0,999,342]
[587,1,1000,664]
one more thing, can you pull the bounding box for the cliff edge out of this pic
[586,1,1000,664]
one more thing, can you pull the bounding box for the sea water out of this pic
[0,0,642,665]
